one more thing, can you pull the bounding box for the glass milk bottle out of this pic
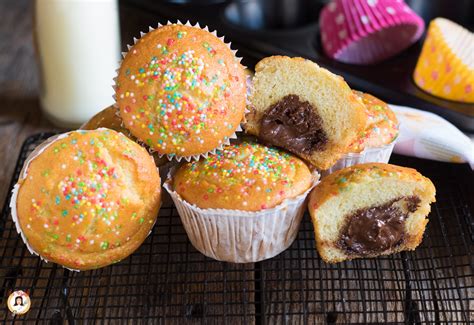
[35,0,121,127]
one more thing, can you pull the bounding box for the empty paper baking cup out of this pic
[413,18,474,103]
[319,0,425,64]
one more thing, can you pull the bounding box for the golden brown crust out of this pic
[348,91,399,152]
[80,106,168,167]
[245,56,366,170]
[15,129,161,270]
[81,106,127,133]
[309,163,434,211]
[308,163,436,263]
[173,141,313,211]
[116,24,246,157]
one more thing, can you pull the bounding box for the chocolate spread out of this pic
[259,95,327,155]
[338,196,421,255]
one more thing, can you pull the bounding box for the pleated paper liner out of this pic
[112,20,248,163]
[413,18,474,103]
[9,129,161,272]
[10,133,75,269]
[319,0,424,64]
[321,141,396,177]
[164,166,320,263]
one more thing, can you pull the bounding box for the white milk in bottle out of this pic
[35,0,121,127]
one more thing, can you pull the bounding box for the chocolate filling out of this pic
[259,95,327,155]
[338,196,421,256]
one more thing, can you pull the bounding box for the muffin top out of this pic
[81,106,168,167]
[14,129,161,270]
[173,140,313,211]
[309,163,435,210]
[348,91,398,152]
[81,105,128,134]
[116,24,246,158]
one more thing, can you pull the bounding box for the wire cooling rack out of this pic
[0,133,472,324]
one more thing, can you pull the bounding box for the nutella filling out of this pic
[259,95,327,155]
[338,196,421,256]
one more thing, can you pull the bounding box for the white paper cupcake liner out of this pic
[164,167,320,263]
[10,132,81,271]
[9,129,160,272]
[113,20,247,162]
[322,141,396,177]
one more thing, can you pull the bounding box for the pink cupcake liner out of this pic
[320,0,425,64]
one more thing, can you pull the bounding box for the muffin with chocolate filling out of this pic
[308,163,435,263]
[323,91,399,175]
[245,56,365,170]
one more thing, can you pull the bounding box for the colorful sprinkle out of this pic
[22,130,154,256]
[116,25,244,154]
[177,141,301,204]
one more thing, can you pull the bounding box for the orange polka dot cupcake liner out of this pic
[414,18,474,103]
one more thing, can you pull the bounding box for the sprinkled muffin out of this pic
[115,23,247,159]
[309,163,435,263]
[174,141,313,211]
[81,105,129,135]
[10,129,161,270]
[323,92,399,175]
[245,56,366,170]
[348,91,398,153]
[81,105,168,167]
[165,140,319,262]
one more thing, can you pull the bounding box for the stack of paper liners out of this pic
[414,18,474,103]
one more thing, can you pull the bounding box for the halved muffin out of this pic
[308,163,436,263]
[245,56,366,170]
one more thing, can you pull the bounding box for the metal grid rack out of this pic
[0,133,472,324]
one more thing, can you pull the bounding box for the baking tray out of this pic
[0,133,472,323]
[121,0,474,132]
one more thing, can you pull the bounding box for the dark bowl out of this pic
[224,0,327,31]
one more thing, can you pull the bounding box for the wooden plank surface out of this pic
[1,2,472,324]
[0,0,161,211]
[0,2,256,323]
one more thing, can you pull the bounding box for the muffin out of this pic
[245,56,366,170]
[323,91,399,175]
[10,129,161,270]
[164,140,319,262]
[81,105,129,134]
[309,163,436,263]
[81,105,168,167]
[115,23,247,159]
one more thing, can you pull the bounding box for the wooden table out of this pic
[1,2,472,324]
[0,0,160,211]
